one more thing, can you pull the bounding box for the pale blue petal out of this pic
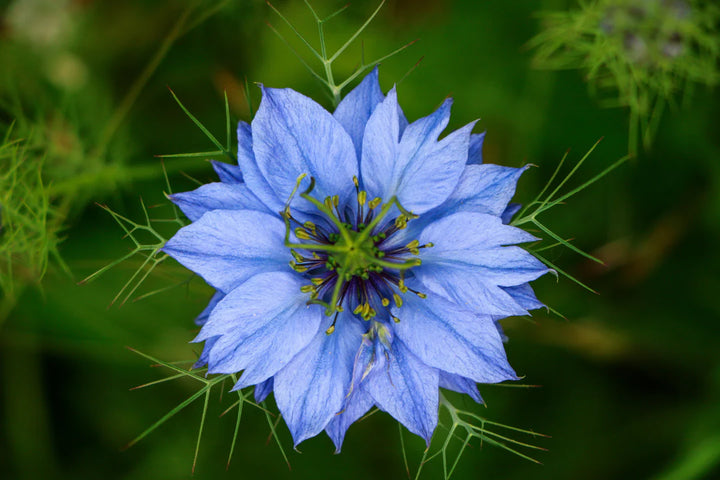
[333,66,384,160]
[439,371,483,404]
[169,182,270,221]
[467,132,486,164]
[235,121,284,213]
[254,377,274,403]
[252,86,358,210]
[274,314,365,446]
[197,272,322,382]
[503,283,545,311]
[162,209,288,293]
[414,265,529,317]
[439,164,527,218]
[418,212,548,286]
[362,94,474,214]
[211,160,243,184]
[360,87,401,200]
[325,385,374,453]
[392,290,518,383]
[365,337,439,445]
[325,334,378,452]
[501,203,522,224]
[194,291,224,326]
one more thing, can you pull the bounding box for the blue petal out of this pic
[254,377,274,403]
[325,385,374,453]
[439,371,483,404]
[360,87,402,198]
[194,291,225,326]
[273,313,365,446]
[325,334,377,452]
[501,203,522,224]
[252,86,358,210]
[194,336,218,369]
[503,283,545,311]
[365,337,439,445]
[414,265,530,317]
[393,289,518,383]
[169,182,270,221]
[418,212,548,286]
[362,93,474,214]
[211,160,243,184]
[196,272,322,382]
[333,66,384,161]
[162,209,288,293]
[467,132,486,164]
[439,164,527,218]
[235,121,285,213]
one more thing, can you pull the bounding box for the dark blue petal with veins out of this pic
[365,336,439,445]
[194,290,224,326]
[162,209,288,294]
[273,313,365,446]
[211,160,243,184]
[194,336,218,369]
[197,272,321,381]
[169,182,271,221]
[501,202,522,224]
[393,288,518,383]
[362,91,475,214]
[252,86,358,210]
[467,132,486,164]
[333,66,384,161]
[235,121,284,213]
[254,377,273,403]
[439,371,483,404]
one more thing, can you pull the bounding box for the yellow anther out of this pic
[416,292,427,299]
[368,197,382,210]
[353,304,364,315]
[336,305,344,312]
[290,261,308,272]
[311,277,324,285]
[391,315,401,323]
[332,195,339,207]
[294,227,311,240]
[395,215,408,229]
[300,285,316,293]
[303,221,317,234]
[357,190,367,206]
[326,324,336,335]
[393,293,403,308]
[381,297,390,307]
[406,239,420,255]
[353,176,359,188]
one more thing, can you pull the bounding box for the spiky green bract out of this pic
[531,0,720,154]
[267,0,417,107]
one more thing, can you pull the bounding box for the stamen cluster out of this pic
[282,176,431,332]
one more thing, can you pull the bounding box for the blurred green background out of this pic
[1,0,719,479]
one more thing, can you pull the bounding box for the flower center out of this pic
[282,175,431,333]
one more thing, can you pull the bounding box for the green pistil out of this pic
[282,174,430,322]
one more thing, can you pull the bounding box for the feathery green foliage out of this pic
[530,0,720,154]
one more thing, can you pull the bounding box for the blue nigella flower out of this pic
[163,68,549,451]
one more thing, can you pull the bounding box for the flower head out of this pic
[163,68,548,451]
